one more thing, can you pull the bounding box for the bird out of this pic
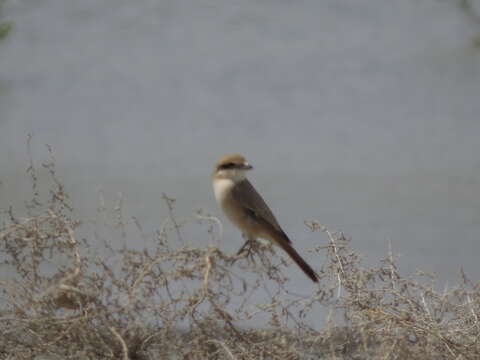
[212,153,319,283]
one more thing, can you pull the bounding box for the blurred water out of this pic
[0,0,479,298]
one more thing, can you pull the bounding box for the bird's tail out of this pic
[275,235,319,283]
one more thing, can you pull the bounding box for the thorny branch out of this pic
[1,155,479,359]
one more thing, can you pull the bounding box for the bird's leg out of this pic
[236,234,259,259]
[236,234,250,255]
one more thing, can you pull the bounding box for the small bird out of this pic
[212,153,318,282]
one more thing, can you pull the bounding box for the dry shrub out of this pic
[0,148,479,359]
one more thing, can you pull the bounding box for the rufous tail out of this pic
[276,236,319,283]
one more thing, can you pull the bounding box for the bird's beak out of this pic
[241,162,253,170]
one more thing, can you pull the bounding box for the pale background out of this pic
[1,0,479,298]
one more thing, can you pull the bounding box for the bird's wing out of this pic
[232,180,318,282]
[232,179,284,234]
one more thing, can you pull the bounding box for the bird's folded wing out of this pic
[232,179,284,233]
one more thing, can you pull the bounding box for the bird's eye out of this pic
[220,162,236,169]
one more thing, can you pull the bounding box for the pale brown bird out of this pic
[212,153,318,282]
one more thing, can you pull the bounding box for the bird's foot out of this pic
[236,239,258,259]
[234,239,274,262]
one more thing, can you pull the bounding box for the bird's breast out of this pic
[213,178,247,228]
[213,178,235,205]
[213,178,259,237]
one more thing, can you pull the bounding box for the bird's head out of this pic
[213,153,253,182]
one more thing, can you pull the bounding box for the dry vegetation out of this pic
[1,147,479,360]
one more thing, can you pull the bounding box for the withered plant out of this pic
[0,145,478,359]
